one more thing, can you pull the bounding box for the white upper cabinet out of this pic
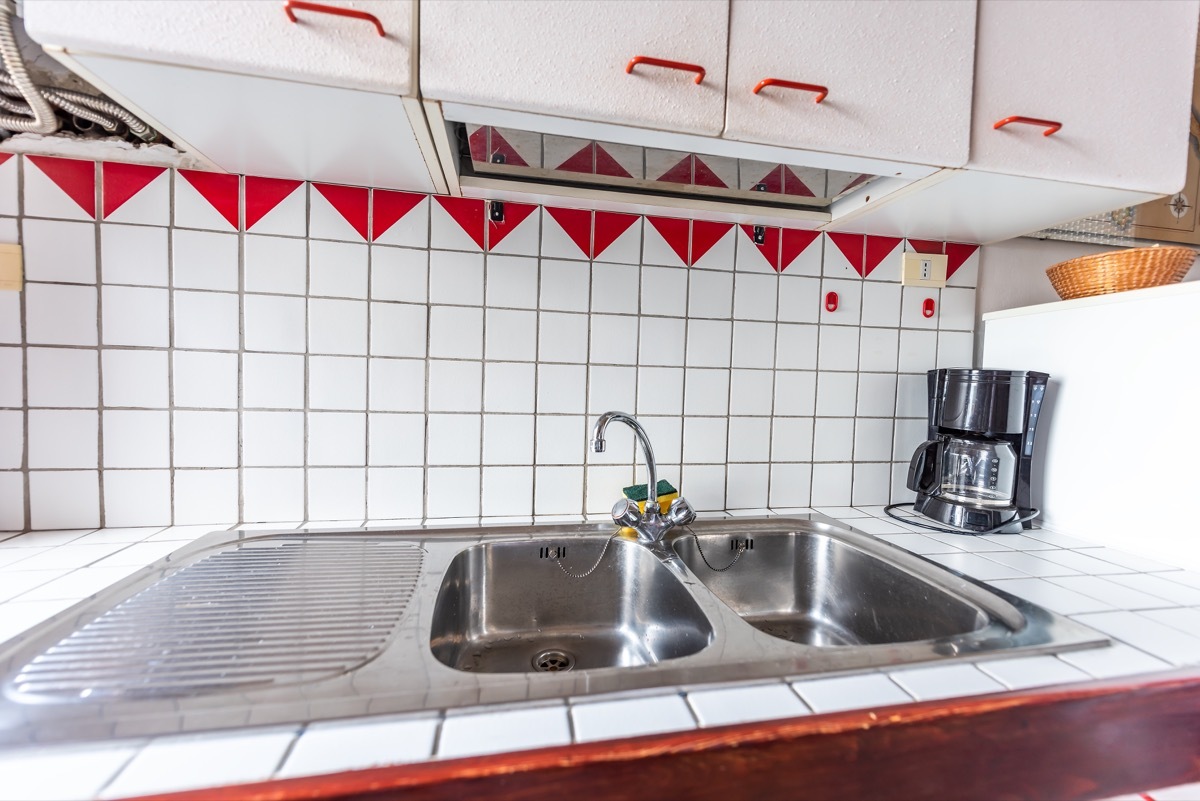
[723,0,976,168]
[420,0,729,136]
[968,0,1199,194]
[23,0,415,95]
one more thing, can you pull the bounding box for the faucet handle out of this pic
[666,497,696,528]
[611,498,642,529]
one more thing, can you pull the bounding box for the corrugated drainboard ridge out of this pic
[8,538,424,700]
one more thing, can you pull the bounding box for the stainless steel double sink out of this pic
[0,515,1106,747]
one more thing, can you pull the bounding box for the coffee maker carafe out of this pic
[905,368,1048,534]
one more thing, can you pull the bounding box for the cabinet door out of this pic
[420,0,728,136]
[24,0,414,95]
[969,0,1199,194]
[723,0,976,167]
[72,55,438,192]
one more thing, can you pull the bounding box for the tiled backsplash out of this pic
[0,154,980,530]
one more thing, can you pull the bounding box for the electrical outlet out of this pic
[900,251,947,288]
[0,244,22,291]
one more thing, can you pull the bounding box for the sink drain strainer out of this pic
[532,649,575,672]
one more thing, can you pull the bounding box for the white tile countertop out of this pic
[0,508,1198,800]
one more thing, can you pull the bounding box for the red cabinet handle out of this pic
[625,56,705,85]
[753,78,828,104]
[922,298,936,319]
[825,291,839,312]
[283,0,386,37]
[993,116,1061,137]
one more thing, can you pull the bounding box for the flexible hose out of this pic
[0,81,117,131]
[0,5,58,134]
[0,73,153,139]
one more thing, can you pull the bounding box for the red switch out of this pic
[923,297,936,318]
[825,291,839,312]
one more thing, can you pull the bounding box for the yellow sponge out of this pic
[618,480,679,537]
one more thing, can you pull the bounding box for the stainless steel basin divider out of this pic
[0,515,1107,748]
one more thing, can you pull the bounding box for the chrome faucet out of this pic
[592,411,695,544]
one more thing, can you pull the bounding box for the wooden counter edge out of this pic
[131,667,1200,801]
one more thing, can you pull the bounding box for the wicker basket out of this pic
[1045,246,1197,301]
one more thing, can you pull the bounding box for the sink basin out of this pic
[673,530,989,646]
[429,536,713,673]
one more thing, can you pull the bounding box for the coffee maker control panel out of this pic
[1024,382,1045,457]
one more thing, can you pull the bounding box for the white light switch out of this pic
[900,251,947,288]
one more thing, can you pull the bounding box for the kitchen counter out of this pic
[0,507,1198,800]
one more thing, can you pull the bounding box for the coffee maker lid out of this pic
[939,368,1048,384]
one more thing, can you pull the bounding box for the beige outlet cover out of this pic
[0,243,22,291]
[900,251,947,288]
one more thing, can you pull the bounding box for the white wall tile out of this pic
[367,413,425,467]
[28,409,97,468]
[535,415,585,464]
[688,269,733,318]
[816,371,858,417]
[308,467,366,520]
[682,463,726,511]
[426,467,480,517]
[173,350,238,409]
[775,324,817,370]
[428,360,482,412]
[817,325,859,371]
[484,362,535,413]
[936,330,975,369]
[636,367,683,416]
[102,349,168,408]
[483,414,534,465]
[0,346,20,408]
[243,411,305,467]
[308,412,366,466]
[427,413,482,465]
[857,372,898,418]
[591,262,639,313]
[28,470,99,529]
[637,316,686,367]
[366,466,424,519]
[0,410,22,469]
[534,465,583,514]
[244,234,306,295]
[243,353,304,409]
[682,368,729,416]
[28,347,97,408]
[244,467,305,521]
[536,364,586,413]
[429,250,484,305]
[484,254,538,309]
[770,370,815,417]
[540,258,590,312]
[101,223,169,287]
[25,283,97,346]
[852,461,893,506]
[685,319,732,367]
[372,246,428,303]
[641,265,687,317]
[538,312,589,363]
[104,469,171,526]
[309,356,367,410]
[900,286,939,329]
[819,278,861,326]
[778,275,820,323]
[174,410,238,467]
[0,293,19,345]
[939,287,976,331]
[769,462,812,507]
[861,281,901,328]
[813,418,853,462]
[103,410,169,468]
[859,327,899,372]
[369,302,427,359]
[683,417,727,464]
[309,298,367,355]
[175,290,240,351]
[731,321,776,369]
[101,285,168,347]
[726,462,769,508]
[310,240,367,299]
[485,308,537,361]
[0,470,23,528]
[368,358,425,412]
[23,219,96,284]
[173,468,238,524]
[771,416,814,462]
[733,272,777,321]
[728,417,771,462]
[172,229,238,291]
[811,462,852,505]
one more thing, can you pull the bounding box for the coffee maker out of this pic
[906,368,1048,534]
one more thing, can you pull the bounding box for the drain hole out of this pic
[532,649,575,672]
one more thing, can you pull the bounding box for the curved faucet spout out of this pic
[592,411,659,512]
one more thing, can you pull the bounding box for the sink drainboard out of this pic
[8,538,423,700]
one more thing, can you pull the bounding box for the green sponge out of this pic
[622,479,677,502]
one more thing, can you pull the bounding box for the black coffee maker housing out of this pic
[907,368,1048,534]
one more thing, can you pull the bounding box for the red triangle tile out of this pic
[657,155,692,185]
[488,129,530,168]
[692,157,728,189]
[244,176,302,231]
[907,239,945,255]
[556,143,594,174]
[946,242,980,278]
[592,211,638,259]
[313,183,369,241]
[844,174,871,192]
[690,220,733,265]
[371,189,424,241]
[546,207,591,257]
[827,232,866,275]
[179,169,239,229]
[779,229,821,273]
[0,153,12,166]
[863,236,903,278]
[595,145,632,178]
[468,126,489,162]
[434,196,486,250]
[782,166,815,197]
[487,200,537,250]
[28,155,95,217]
[753,166,784,194]
[646,216,690,264]
[102,162,165,219]
[739,224,781,271]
